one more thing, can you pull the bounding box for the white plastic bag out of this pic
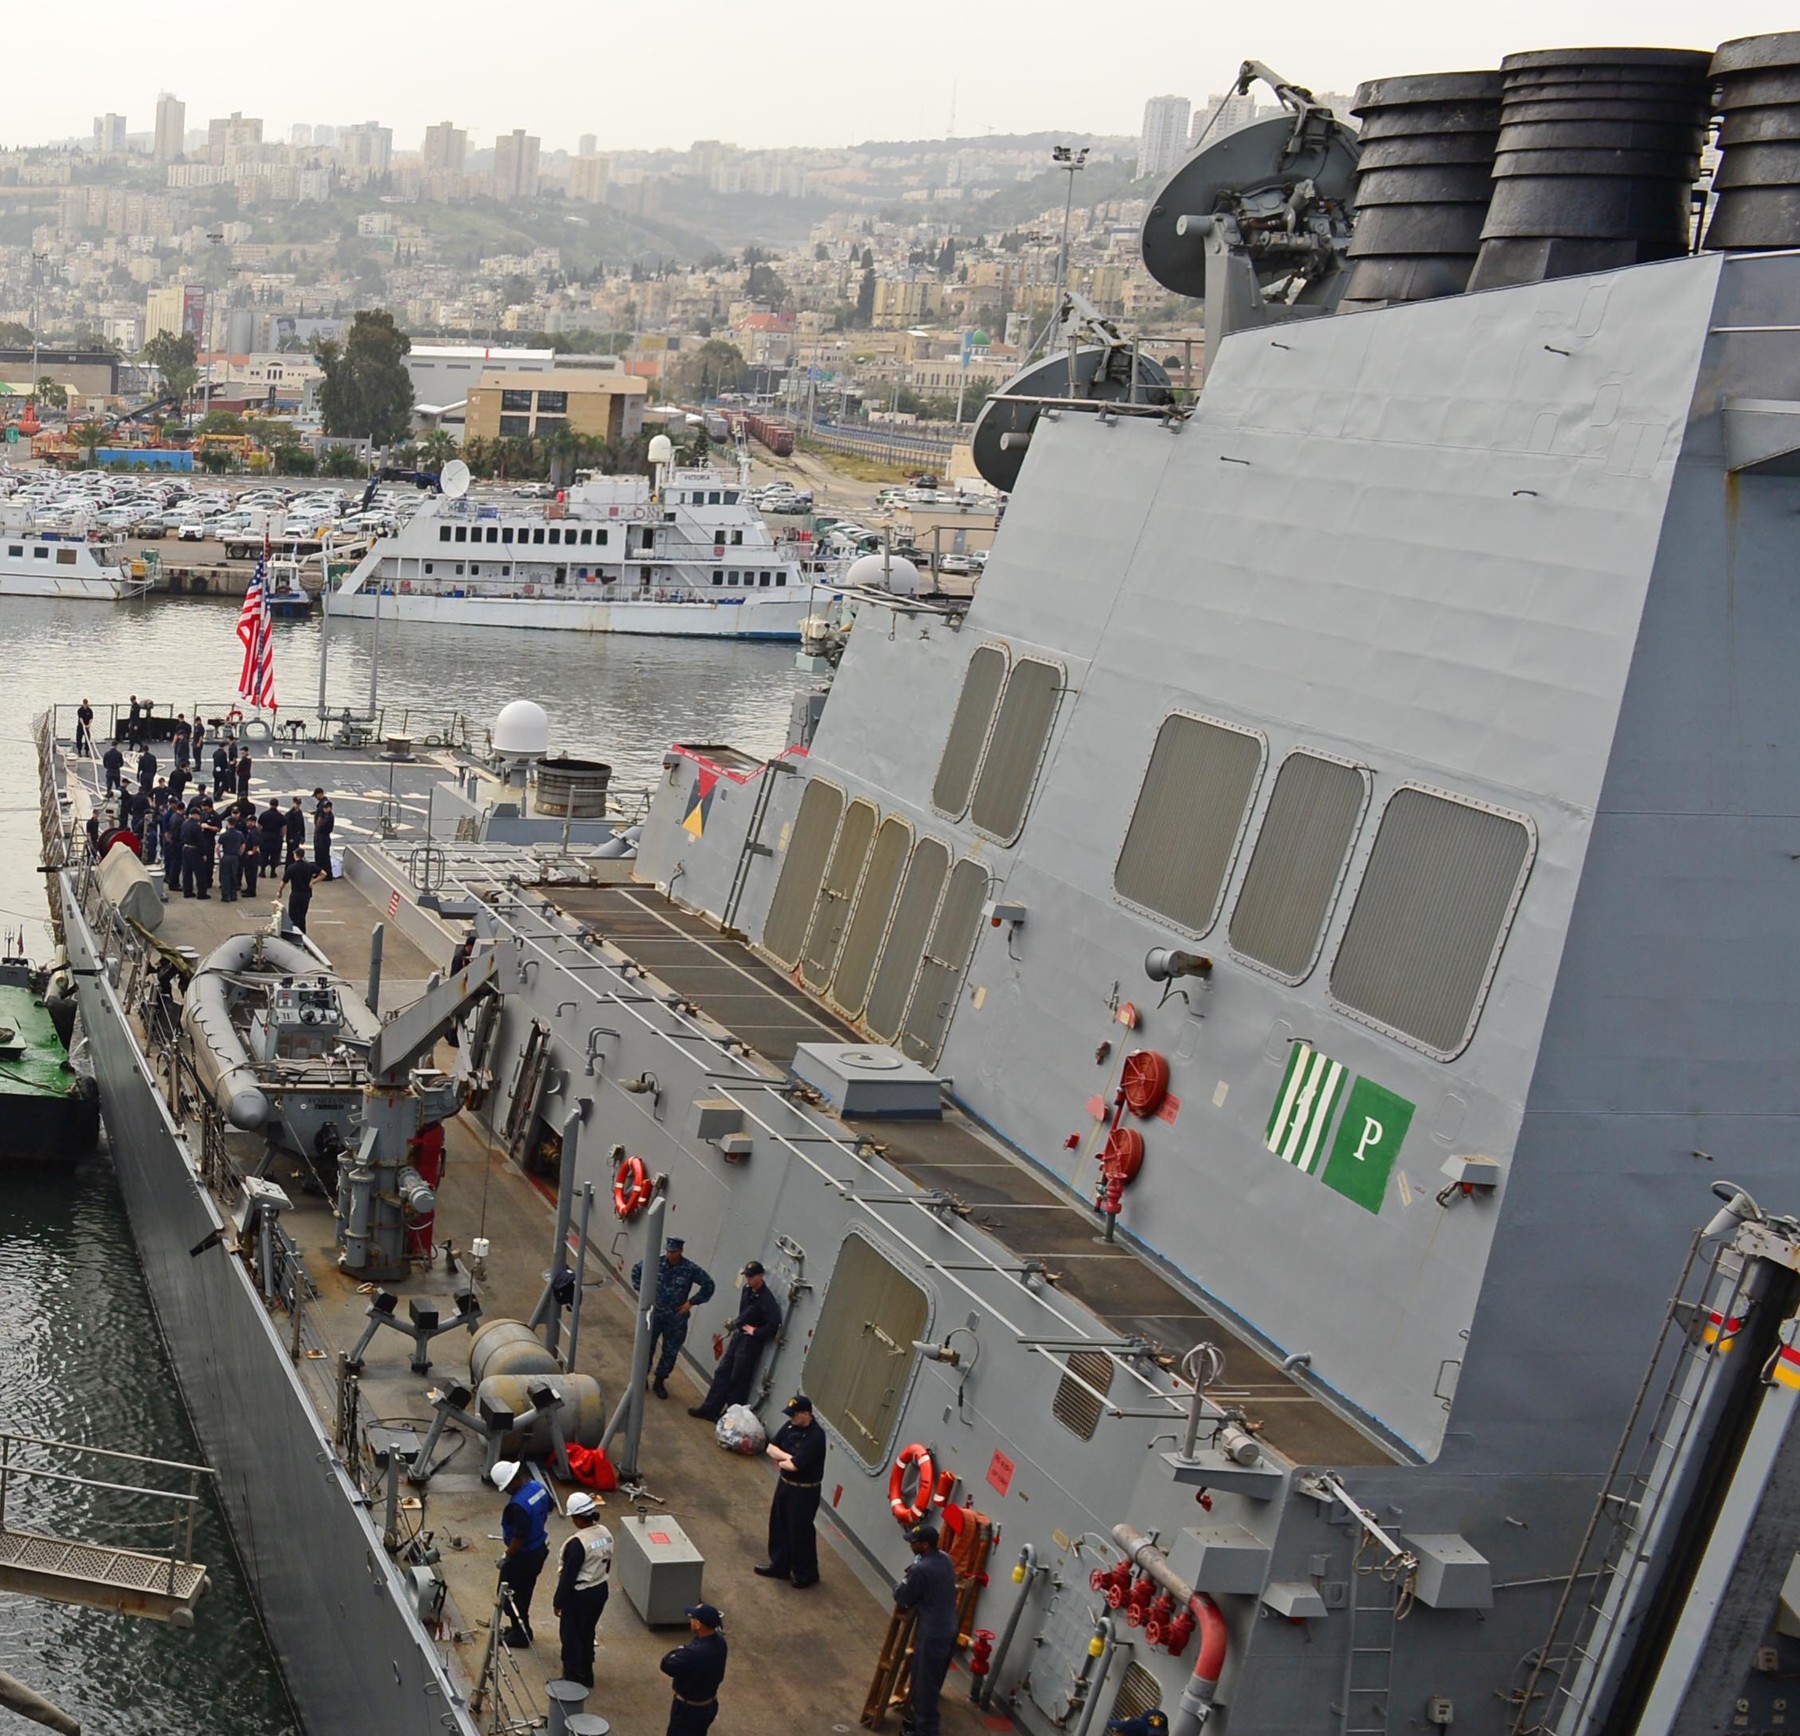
[716,1404,767,1455]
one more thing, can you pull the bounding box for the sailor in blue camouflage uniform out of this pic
[660,1601,728,1736]
[629,1236,715,1399]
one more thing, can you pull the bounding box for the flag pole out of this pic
[317,530,331,727]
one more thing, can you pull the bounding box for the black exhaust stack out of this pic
[1706,32,1800,251]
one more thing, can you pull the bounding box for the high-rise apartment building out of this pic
[207,112,263,166]
[578,133,597,158]
[570,155,610,204]
[153,94,185,165]
[291,123,313,148]
[1191,90,1257,145]
[493,129,541,200]
[422,122,467,174]
[1137,94,1191,179]
[93,114,128,157]
[339,121,393,178]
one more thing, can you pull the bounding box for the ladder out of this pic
[1340,1569,1402,1736]
[1513,1231,1731,1736]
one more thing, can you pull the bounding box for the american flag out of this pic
[236,535,278,712]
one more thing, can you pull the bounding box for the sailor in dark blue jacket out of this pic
[893,1522,960,1736]
[629,1236,715,1399]
[660,1602,727,1736]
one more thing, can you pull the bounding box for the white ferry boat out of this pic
[0,521,148,601]
[330,448,836,640]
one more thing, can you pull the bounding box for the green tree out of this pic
[71,418,108,467]
[273,445,316,476]
[855,268,876,327]
[321,443,366,478]
[315,310,414,447]
[0,320,31,348]
[143,331,199,407]
[418,429,458,470]
[196,409,247,435]
[670,339,747,401]
[34,377,68,411]
[745,262,788,307]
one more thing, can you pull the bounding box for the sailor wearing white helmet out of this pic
[489,1459,553,1647]
[554,1490,613,1689]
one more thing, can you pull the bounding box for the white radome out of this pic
[492,700,551,758]
[647,433,675,465]
[846,552,921,597]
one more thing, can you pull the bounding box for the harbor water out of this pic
[0,594,804,1731]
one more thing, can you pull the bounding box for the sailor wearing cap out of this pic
[553,1490,613,1689]
[688,1260,781,1423]
[660,1602,728,1736]
[893,1521,960,1736]
[489,1460,554,1647]
[755,1394,827,1588]
[630,1236,716,1400]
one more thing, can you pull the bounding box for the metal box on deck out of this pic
[616,1513,705,1626]
[790,1043,942,1119]
[1405,1534,1493,1609]
[1167,1524,1271,1596]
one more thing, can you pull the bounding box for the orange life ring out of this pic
[612,1154,653,1218]
[226,707,244,722]
[890,1443,937,1524]
[1121,1049,1171,1119]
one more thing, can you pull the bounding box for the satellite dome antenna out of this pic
[440,458,471,499]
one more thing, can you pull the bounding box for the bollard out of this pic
[545,1679,588,1736]
[566,1716,610,1736]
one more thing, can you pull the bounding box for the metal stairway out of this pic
[1512,1232,1737,1736]
[1341,1570,1403,1736]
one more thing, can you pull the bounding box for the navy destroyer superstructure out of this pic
[35,31,1800,1736]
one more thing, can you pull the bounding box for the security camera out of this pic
[1145,948,1211,983]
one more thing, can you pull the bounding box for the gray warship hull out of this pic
[39,41,1800,1736]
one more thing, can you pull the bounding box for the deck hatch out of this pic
[829,816,913,1020]
[932,644,1008,818]
[1230,752,1370,980]
[1330,787,1534,1057]
[803,1234,929,1468]
[762,780,845,968]
[864,839,951,1044]
[801,798,879,990]
[1052,1349,1116,1440]
[1115,713,1265,936]
[900,858,990,1066]
[970,658,1063,843]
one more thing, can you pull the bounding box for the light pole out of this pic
[200,228,224,426]
[29,251,48,412]
[1051,145,1089,304]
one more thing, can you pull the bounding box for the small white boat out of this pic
[0,518,150,601]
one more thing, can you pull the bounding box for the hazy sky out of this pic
[15,0,1797,155]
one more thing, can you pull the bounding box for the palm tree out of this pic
[419,429,458,471]
[72,418,108,467]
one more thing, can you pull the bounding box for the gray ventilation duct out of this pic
[1706,32,1800,250]
[1340,72,1503,309]
[1466,47,1713,291]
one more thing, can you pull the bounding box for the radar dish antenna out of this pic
[440,459,472,499]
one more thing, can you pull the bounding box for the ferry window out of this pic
[708,491,721,505]
[455,564,464,575]
[7,546,19,557]
[1115,714,1265,936]
[33,547,48,559]
[470,563,480,575]
[500,388,533,412]
[728,570,739,584]
[424,562,433,575]
[536,390,567,414]
[455,527,467,542]
[775,574,786,586]
[502,527,514,543]
[580,530,593,546]
[725,491,739,504]
[1230,753,1370,980]
[554,571,565,585]
[760,572,771,587]
[533,528,545,544]
[803,1233,928,1469]
[712,574,723,586]
[548,528,561,544]
[438,526,451,542]
[1330,788,1533,1057]
[56,549,76,566]
[486,527,499,543]
[731,530,743,545]
[933,645,1007,818]
[596,530,607,545]
[970,658,1063,843]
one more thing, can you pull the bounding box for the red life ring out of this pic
[612,1154,653,1218]
[1121,1049,1170,1119]
[889,1443,936,1524]
[226,707,244,722]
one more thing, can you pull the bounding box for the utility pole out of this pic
[1051,145,1089,305]
[29,252,48,412]
[200,228,224,426]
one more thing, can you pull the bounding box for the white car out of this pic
[175,522,208,541]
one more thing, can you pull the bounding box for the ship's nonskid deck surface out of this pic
[545,885,1379,1469]
[59,745,997,1736]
